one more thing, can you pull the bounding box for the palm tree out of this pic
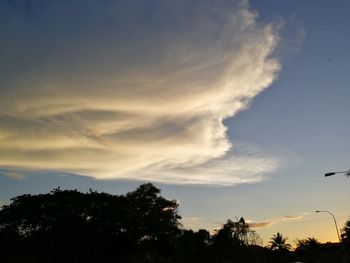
[268,232,291,251]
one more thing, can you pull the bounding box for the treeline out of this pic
[0,183,349,263]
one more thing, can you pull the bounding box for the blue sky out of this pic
[0,0,349,245]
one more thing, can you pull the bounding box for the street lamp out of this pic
[325,169,350,177]
[315,210,341,242]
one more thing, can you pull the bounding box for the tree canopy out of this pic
[0,183,180,263]
[1,184,350,263]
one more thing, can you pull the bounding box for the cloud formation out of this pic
[279,215,302,221]
[248,221,272,229]
[248,214,303,229]
[0,170,26,180]
[0,0,285,185]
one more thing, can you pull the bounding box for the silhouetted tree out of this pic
[175,229,210,263]
[266,232,292,263]
[2,183,348,263]
[341,219,350,262]
[341,219,350,246]
[210,218,255,262]
[268,232,291,251]
[0,183,181,263]
[125,183,181,261]
[296,237,320,251]
[295,237,321,263]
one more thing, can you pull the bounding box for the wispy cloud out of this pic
[0,0,287,185]
[136,142,299,185]
[0,170,26,180]
[279,215,302,221]
[182,213,304,232]
[248,214,303,229]
[248,221,273,229]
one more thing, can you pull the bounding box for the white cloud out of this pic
[0,0,288,185]
[134,142,297,185]
[279,215,303,221]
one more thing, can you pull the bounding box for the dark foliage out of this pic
[341,219,350,262]
[1,183,350,263]
[0,183,180,263]
[295,237,321,263]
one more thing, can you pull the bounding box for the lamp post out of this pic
[315,210,341,242]
[325,169,350,177]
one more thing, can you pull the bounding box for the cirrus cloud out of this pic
[0,0,288,185]
[248,214,304,230]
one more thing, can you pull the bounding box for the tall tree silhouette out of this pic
[210,218,253,262]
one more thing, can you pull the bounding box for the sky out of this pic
[0,0,350,246]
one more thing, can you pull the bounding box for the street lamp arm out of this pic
[315,210,341,242]
[325,170,350,177]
